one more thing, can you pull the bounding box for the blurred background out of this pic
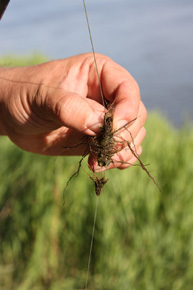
[0,0,193,289]
[0,0,193,126]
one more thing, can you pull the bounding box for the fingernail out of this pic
[92,164,106,173]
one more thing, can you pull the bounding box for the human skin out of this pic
[0,53,147,170]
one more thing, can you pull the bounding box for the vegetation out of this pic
[0,56,193,289]
[0,54,48,67]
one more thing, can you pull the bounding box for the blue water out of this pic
[1,0,193,126]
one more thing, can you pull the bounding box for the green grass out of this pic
[0,56,193,289]
[0,54,48,67]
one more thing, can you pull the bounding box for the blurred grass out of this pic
[0,54,48,67]
[0,56,193,290]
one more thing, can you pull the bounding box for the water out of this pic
[0,0,193,127]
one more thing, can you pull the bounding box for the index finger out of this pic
[101,59,141,129]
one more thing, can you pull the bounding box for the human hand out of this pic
[0,53,146,170]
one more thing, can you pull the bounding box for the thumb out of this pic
[49,91,105,135]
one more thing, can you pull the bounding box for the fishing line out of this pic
[82,1,106,288]
[84,196,99,290]
[82,0,106,108]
